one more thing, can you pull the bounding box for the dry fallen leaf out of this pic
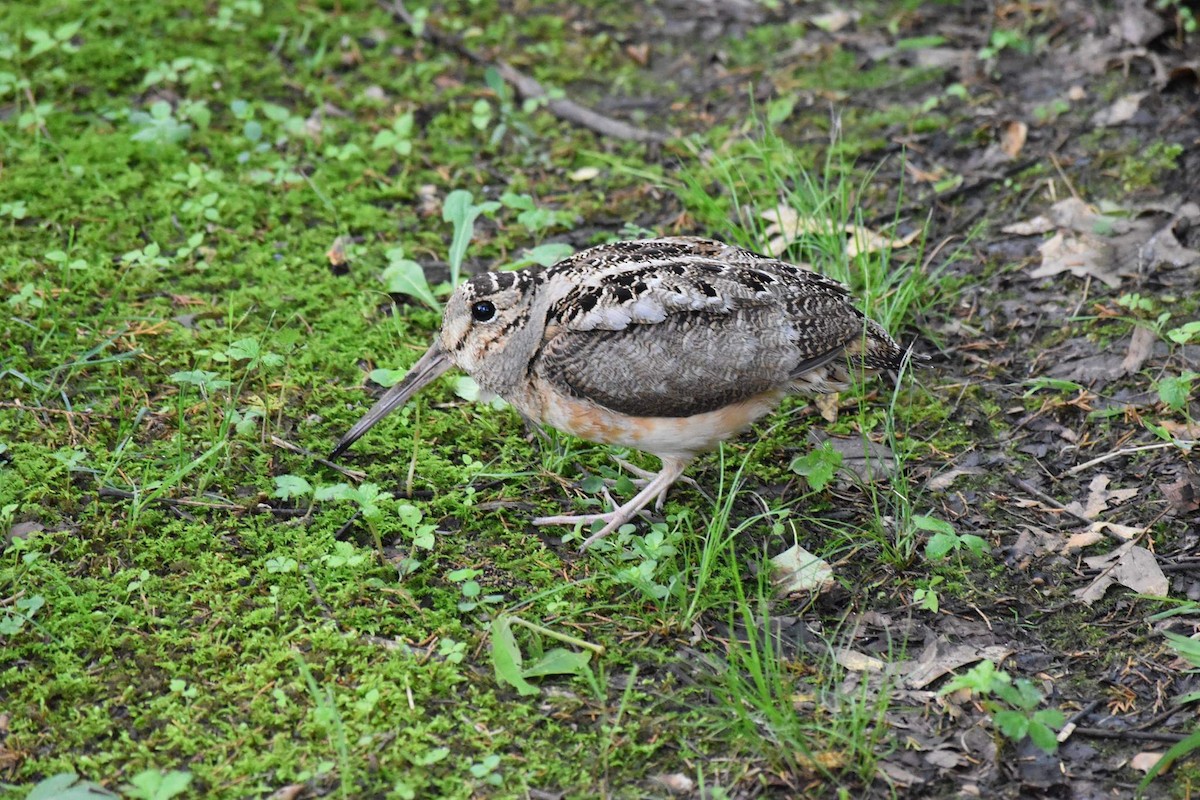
[1064,475,1139,519]
[925,466,985,492]
[1002,215,1055,235]
[815,392,840,423]
[1000,120,1028,158]
[1074,541,1169,605]
[1029,230,1122,288]
[1062,529,1105,554]
[1092,92,1148,127]
[811,9,858,32]
[568,166,600,182]
[771,543,835,595]
[1161,476,1200,514]
[1130,751,1164,774]
[835,648,888,672]
[624,43,650,67]
[761,206,919,259]
[652,773,695,794]
[902,643,1014,689]
[326,235,351,267]
[1120,325,1157,374]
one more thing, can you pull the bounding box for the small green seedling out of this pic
[790,441,843,491]
[940,660,1065,753]
[915,514,986,561]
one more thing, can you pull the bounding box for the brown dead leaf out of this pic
[1161,476,1200,514]
[846,225,921,258]
[1000,120,1027,158]
[1092,91,1148,127]
[905,161,946,183]
[1063,475,1139,519]
[1002,215,1055,235]
[1116,3,1169,45]
[652,773,695,794]
[1063,529,1105,554]
[1130,751,1164,774]
[877,761,926,787]
[834,648,888,672]
[811,9,858,32]
[1074,541,1169,605]
[267,786,306,800]
[1120,325,1157,374]
[815,392,840,423]
[624,43,650,67]
[925,748,963,769]
[760,206,918,259]
[416,184,440,217]
[902,643,1014,689]
[771,543,835,596]
[925,466,985,492]
[1029,230,1122,288]
[327,235,351,267]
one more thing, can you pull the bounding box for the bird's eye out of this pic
[470,300,496,322]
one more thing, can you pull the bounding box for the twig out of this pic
[270,435,366,481]
[97,486,309,517]
[1064,441,1191,477]
[98,486,244,511]
[1072,727,1192,744]
[1005,475,1095,528]
[381,0,666,144]
[508,615,606,656]
[304,570,338,622]
[1056,698,1103,744]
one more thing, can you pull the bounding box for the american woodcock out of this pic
[332,237,912,549]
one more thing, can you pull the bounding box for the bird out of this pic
[331,236,914,549]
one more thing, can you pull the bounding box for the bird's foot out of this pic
[533,456,691,550]
[531,508,644,549]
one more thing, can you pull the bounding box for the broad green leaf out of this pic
[912,515,955,535]
[523,242,574,267]
[1156,372,1196,412]
[314,483,352,502]
[443,189,500,282]
[992,710,1030,742]
[789,446,842,491]
[521,648,592,679]
[272,474,312,500]
[382,257,439,311]
[27,772,118,800]
[924,532,956,560]
[489,616,539,696]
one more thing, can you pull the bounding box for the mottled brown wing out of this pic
[535,305,864,419]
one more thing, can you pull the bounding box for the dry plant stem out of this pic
[1063,441,1191,477]
[508,616,606,656]
[381,0,666,144]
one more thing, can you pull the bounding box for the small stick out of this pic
[382,0,666,144]
[508,616,606,656]
[1071,727,1191,744]
[1064,441,1191,477]
[1005,475,1095,527]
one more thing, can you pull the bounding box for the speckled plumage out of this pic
[332,237,913,548]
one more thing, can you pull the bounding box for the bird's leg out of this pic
[532,456,691,550]
[608,455,702,511]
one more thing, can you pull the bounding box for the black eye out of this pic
[470,300,496,322]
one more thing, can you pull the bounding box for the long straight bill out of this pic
[329,341,453,458]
